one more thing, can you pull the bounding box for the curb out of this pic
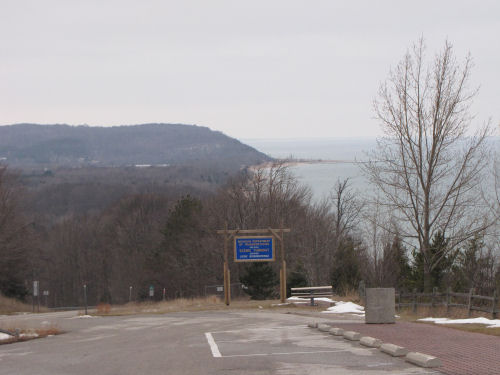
[311,322,441,369]
[343,331,361,341]
[328,327,344,336]
[318,324,331,332]
[380,343,408,357]
[406,352,441,368]
[359,336,382,348]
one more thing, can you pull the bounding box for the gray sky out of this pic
[1,0,499,139]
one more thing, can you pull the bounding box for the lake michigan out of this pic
[242,137,377,200]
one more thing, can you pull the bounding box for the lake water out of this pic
[242,138,377,200]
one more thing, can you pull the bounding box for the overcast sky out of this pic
[1,1,499,139]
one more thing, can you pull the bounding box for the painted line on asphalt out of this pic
[211,326,301,334]
[72,334,117,343]
[220,349,348,358]
[205,332,222,358]
[215,334,319,343]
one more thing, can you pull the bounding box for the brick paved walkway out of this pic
[328,321,500,375]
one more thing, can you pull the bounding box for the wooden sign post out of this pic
[217,225,290,305]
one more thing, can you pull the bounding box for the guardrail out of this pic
[395,287,499,319]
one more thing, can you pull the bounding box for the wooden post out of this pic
[223,223,230,306]
[492,290,498,320]
[431,287,437,308]
[217,226,290,305]
[467,288,474,317]
[446,287,451,315]
[358,280,365,305]
[412,288,417,313]
[227,269,231,303]
[280,226,286,303]
[279,268,283,301]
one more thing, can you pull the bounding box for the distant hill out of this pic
[0,123,271,169]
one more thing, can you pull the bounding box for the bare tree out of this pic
[363,39,491,291]
[0,166,32,299]
[329,178,361,242]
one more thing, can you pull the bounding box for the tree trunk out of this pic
[423,260,432,292]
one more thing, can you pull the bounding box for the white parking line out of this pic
[211,326,298,334]
[221,349,348,358]
[204,331,351,359]
[72,334,117,343]
[205,332,221,358]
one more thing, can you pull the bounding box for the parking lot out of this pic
[0,309,442,374]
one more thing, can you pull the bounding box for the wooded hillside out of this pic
[0,123,270,169]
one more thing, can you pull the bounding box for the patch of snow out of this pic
[70,314,97,319]
[418,316,500,328]
[322,301,365,315]
[287,296,336,303]
[19,332,39,338]
[0,332,14,341]
[418,317,448,323]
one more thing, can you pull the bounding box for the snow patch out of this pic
[0,332,14,341]
[322,301,365,315]
[19,332,39,338]
[287,296,336,304]
[418,316,500,328]
[71,314,97,319]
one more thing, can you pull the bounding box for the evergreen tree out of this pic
[451,235,496,294]
[240,262,278,300]
[287,262,308,297]
[381,235,413,290]
[331,237,364,295]
[410,231,454,291]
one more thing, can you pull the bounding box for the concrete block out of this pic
[307,322,318,328]
[405,352,441,368]
[365,288,395,324]
[359,336,382,348]
[380,343,408,357]
[342,331,361,341]
[318,324,331,332]
[329,327,344,336]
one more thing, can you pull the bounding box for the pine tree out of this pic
[240,262,278,300]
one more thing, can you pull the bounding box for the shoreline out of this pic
[249,158,358,171]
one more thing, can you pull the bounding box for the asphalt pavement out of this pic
[0,309,440,375]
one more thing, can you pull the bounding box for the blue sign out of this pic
[234,236,275,262]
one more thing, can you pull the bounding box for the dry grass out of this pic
[397,305,500,336]
[0,293,48,314]
[397,304,495,320]
[93,296,293,316]
[440,324,500,336]
[91,292,352,317]
[0,325,62,345]
[91,294,343,316]
[336,289,362,304]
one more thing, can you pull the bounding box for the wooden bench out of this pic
[290,286,333,306]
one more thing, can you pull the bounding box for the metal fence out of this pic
[204,283,246,299]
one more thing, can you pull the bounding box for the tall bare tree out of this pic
[363,39,491,291]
